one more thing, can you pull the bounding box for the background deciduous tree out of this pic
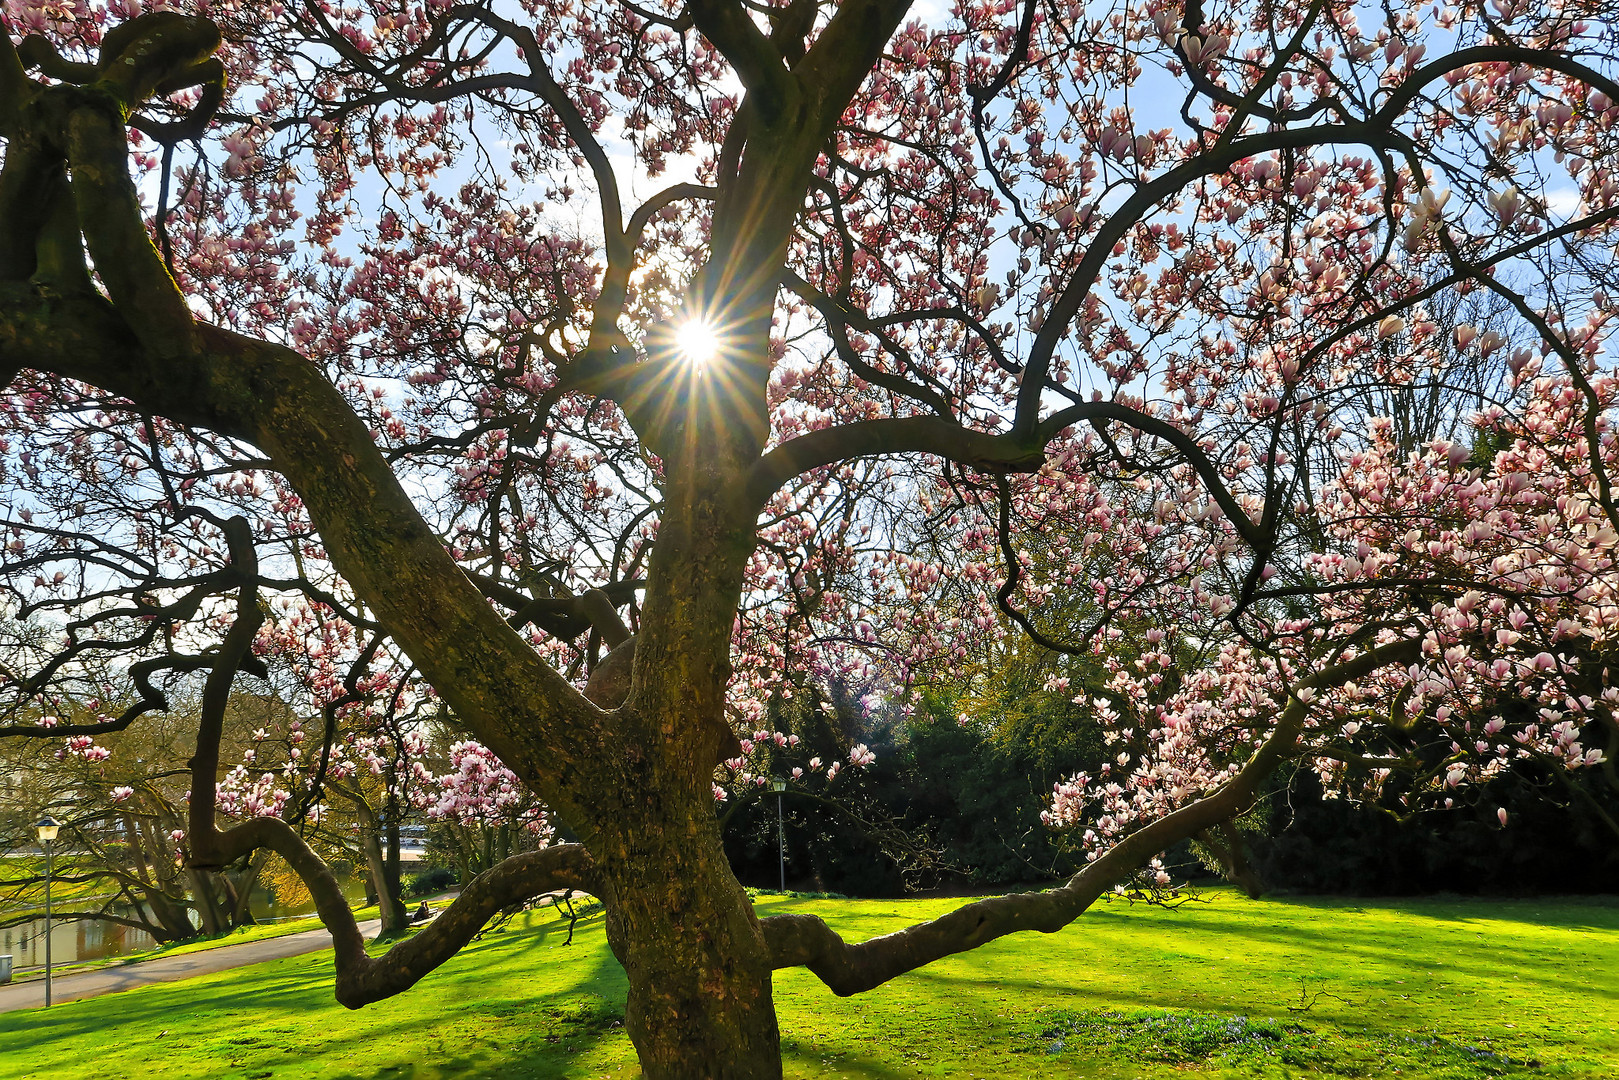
[3,0,1619,1076]
[0,684,283,941]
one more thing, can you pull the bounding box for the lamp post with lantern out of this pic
[769,778,787,893]
[35,815,61,1007]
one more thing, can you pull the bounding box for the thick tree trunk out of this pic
[600,809,782,1079]
[383,813,407,931]
[1218,822,1267,900]
[140,886,200,941]
[229,851,267,927]
[361,830,406,937]
[187,867,226,935]
[1196,822,1268,899]
[330,782,408,935]
[566,306,791,1073]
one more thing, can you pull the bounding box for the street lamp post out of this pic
[35,815,61,1008]
[769,778,787,893]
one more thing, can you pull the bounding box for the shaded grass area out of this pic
[1033,1010,1558,1079]
[0,889,1613,1079]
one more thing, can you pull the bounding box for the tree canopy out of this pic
[3,0,1618,1075]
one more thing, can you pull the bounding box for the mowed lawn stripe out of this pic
[0,888,1611,1079]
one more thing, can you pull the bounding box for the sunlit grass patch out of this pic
[0,888,1612,1079]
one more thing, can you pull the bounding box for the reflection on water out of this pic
[2,917,155,971]
[247,870,368,922]
[1,869,366,974]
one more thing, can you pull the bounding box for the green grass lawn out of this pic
[0,887,1613,1079]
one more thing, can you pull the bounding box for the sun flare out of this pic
[675,319,720,367]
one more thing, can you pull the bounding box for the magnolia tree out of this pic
[414,737,554,881]
[4,0,1619,1074]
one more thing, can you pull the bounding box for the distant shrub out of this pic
[1248,764,1619,895]
[746,888,849,900]
[405,866,457,897]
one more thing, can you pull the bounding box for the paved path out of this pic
[0,919,381,1013]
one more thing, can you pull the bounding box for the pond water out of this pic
[1,916,154,971]
[246,872,369,921]
[1,869,368,975]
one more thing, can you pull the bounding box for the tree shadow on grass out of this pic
[1229,892,1619,931]
[0,917,636,1080]
[1113,913,1618,1001]
[780,1043,923,1080]
[315,926,634,1079]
